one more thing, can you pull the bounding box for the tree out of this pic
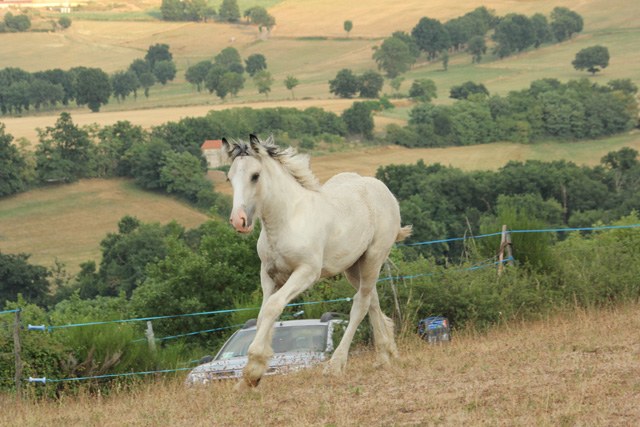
[185,60,212,91]
[4,12,31,32]
[450,81,489,100]
[218,72,245,99]
[219,0,240,22]
[284,75,299,99]
[35,112,94,182]
[74,67,111,112]
[372,37,415,78]
[530,13,552,48]
[358,70,384,98]
[215,47,244,74]
[138,72,155,98]
[572,46,610,75]
[145,43,173,68]
[245,54,267,77]
[129,58,151,78]
[411,17,451,59]
[390,76,404,92]
[111,70,139,102]
[467,35,487,63]
[253,70,274,99]
[441,50,449,71]
[492,13,534,58]
[0,124,26,197]
[153,60,177,85]
[248,6,275,32]
[0,251,51,307]
[28,79,64,110]
[161,0,184,21]
[329,69,359,98]
[205,65,228,94]
[550,7,583,42]
[58,16,71,30]
[184,0,208,21]
[342,102,374,139]
[344,20,353,38]
[409,79,437,102]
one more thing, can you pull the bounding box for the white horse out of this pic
[222,135,411,390]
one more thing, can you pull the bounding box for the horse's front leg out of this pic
[236,265,318,390]
[256,265,276,360]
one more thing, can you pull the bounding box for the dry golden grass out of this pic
[269,0,637,38]
[0,179,209,274]
[3,303,639,425]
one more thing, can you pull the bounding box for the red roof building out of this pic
[201,140,224,168]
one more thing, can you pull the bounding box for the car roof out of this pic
[241,318,332,332]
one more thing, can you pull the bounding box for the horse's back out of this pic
[320,172,402,234]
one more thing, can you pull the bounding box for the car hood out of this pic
[185,351,327,386]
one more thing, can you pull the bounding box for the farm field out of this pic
[0,0,638,124]
[0,179,209,274]
[4,302,639,425]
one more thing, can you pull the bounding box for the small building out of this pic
[201,140,223,169]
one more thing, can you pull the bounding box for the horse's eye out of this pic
[251,173,260,182]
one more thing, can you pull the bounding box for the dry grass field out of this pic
[0,179,209,274]
[3,302,639,425]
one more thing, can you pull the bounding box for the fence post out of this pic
[498,225,514,276]
[13,310,22,399]
[384,260,403,329]
[145,321,157,357]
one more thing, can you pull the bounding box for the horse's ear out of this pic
[221,138,232,162]
[249,134,264,156]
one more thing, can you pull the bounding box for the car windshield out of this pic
[217,325,328,360]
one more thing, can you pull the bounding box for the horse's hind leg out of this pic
[326,248,395,376]
[368,286,398,367]
[344,267,398,369]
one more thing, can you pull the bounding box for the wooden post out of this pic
[505,230,514,267]
[13,310,22,398]
[498,225,506,276]
[145,321,157,357]
[385,260,403,329]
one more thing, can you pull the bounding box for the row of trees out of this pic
[160,0,275,30]
[371,6,583,78]
[0,102,370,201]
[386,77,638,147]
[0,44,176,115]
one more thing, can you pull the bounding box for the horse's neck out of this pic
[258,162,312,234]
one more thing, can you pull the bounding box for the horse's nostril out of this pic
[242,218,246,228]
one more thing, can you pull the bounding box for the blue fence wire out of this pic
[0,309,21,315]
[378,256,514,282]
[396,223,640,247]
[43,298,351,332]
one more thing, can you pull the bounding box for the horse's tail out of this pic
[395,225,412,242]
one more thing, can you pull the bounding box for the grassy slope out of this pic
[4,303,639,425]
[0,179,209,274]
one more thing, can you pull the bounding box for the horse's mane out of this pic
[227,136,320,191]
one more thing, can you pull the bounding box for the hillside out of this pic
[0,179,209,274]
[1,0,638,148]
[5,302,639,425]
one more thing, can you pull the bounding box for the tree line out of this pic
[371,6,583,78]
[160,0,275,31]
[385,77,638,147]
[0,44,176,115]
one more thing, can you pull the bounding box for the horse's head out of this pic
[222,135,267,234]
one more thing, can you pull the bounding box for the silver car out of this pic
[185,314,346,386]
